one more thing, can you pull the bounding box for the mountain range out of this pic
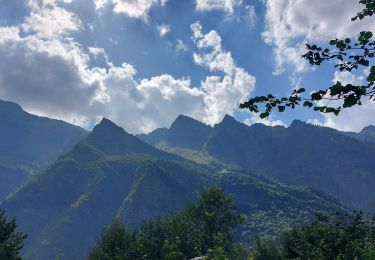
[139,114,375,211]
[1,116,342,259]
[1,100,375,259]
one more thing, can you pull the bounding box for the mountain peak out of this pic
[85,118,177,159]
[97,117,119,128]
[141,115,212,150]
[89,118,134,147]
[170,115,207,130]
[92,118,126,135]
[99,117,114,125]
[0,99,24,115]
[360,125,375,133]
[222,114,236,122]
[218,114,242,128]
[289,119,307,129]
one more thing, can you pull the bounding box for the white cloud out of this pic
[191,21,235,75]
[176,40,188,52]
[93,0,108,10]
[88,46,106,57]
[196,0,242,15]
[190,21,256,124]
[0,27,20,43]
[23,0,81,39]
[315,99,375,132]
[157,24,171,37]
[246,5,256,26]
[200,69,255,124]
[243,113,285,127]
[333,70,365,86]
[94,0,167,18]
[262,0,375,74]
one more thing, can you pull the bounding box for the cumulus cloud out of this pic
[94,0,167,18]
[191,21,234,75]
[262,0,375,74]
[191,21,256,124]
[0,27,203,132]
[0,3,102,126]
[0,27,21,43]
[157,24,171,37]
[196,0,242,15]
[0,2,256,133]
[23,1,81,39]
[243,113,285,127]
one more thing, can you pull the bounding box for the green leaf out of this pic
[260,112,270,119]
[311,92,323,101]
[326,107,339,114]
[329,39,337,45]
[303,101,314,108]
[343,95,358,108]
[367,66,375,82]
[359,59,370,66]
[278,106,285,112]
[365,31,373,39]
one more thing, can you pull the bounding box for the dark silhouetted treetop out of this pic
[0,209,27,260]
[240,0,375,118]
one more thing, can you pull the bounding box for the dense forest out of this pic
[2,187,375,259]
[88,187,375,259]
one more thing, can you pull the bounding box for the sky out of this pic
[0,0,374,133]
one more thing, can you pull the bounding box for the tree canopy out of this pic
[89,187,375,259]
[88,186,246,260]
[253,211,375,259]
[0,209,27,260]
[240,0,375,118]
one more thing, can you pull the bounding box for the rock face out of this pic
[1,118,342,260]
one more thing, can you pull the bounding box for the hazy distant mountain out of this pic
[142,115,375,211]
[139,115,212,150]
[344,125,375,144]
[1,118,342,259]
[0,99,88,199]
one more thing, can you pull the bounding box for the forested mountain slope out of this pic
[1,119,343,259]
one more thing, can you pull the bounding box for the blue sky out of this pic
[0,0,374,133]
